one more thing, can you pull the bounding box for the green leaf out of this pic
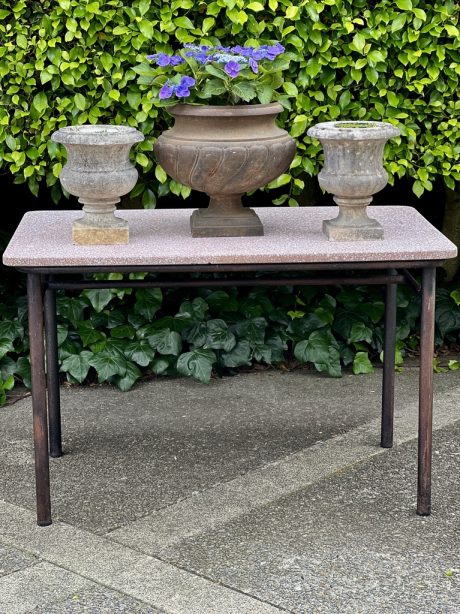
[124,339,156,366]
[351,33,366,53]
[247,2,264,11]
[0,321,24,342]
[115,362,141,392]
[151,357,170,375]
[15,357,31,388]
[32,92,48,115]
[231,82,257,102]
[204,319,236,352]
[61,351,93,383]
[177,298,209,322]
[234,318,267,345]
[294,329,342,377]
[147,328,182,356]
[173,16,195,29]
[83,289,114,313]
[221,340,251,368]
[74,93,86,111]
[353,351,374,375]
[176,349,216,383]
[395,0,412,9]
[77,321,106,347]
[450,290,460,306]
[201,79,227,98]
[88,353,128,381]
[0,338,14,360]
[134,288,162,319]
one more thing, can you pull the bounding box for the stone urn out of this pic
[51,125,144,245]
[307,121,400,241]
[154,103,296,238]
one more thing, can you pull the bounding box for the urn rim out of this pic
[167,102,283,118]
[307,120,400,140]
[51,124,145,146]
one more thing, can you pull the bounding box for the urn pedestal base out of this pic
[322,197,384,241]
[72,215,129,245]
[190,196,264,238]
[323,217,384,241]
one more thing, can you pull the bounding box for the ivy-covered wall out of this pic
[0,0,459,208]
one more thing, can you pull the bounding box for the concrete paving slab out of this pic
[0,544,37,578]
[158,421,460,614]
[0,502,283,614]
[0,370,456,534]
[0,561,93,614]
[27,586,164,613]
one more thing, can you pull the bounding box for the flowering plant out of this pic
[136,43,289,106]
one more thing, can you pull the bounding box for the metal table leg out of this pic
[381,271,397,448]
[44,285,62,458]
[27,273,52,526]
[417,266,436,516]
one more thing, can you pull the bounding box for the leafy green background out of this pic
[1,0,459,207]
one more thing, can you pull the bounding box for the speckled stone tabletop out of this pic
[2,206,457,268]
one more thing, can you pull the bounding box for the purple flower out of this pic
[156,53,172,66]
[159,82,174,100]
[266,43,284,60]
[224,61,241,78]
[231,45,244,54]
[169,55,185,66]
[175,86,191,98]
[195,52,208,64]
[147,54,158,61]
[252,47,268,61]
[180,76,196,87]
[249,58,259,74]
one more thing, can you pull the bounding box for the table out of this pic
[3,206,457,526]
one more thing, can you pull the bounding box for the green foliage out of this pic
[137,43,288,106]
[2,271,460,404]
[1,0,459,204]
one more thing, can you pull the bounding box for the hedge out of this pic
[0,0,459,208]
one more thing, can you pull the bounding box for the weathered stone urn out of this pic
[307,121,400,241]
[51,125,144,245]
[154,103,296,237]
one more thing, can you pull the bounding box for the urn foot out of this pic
[190,207,263,238]
[323,216,383,241]
[72,215,129,245]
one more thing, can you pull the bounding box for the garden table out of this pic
[2,206,457,527]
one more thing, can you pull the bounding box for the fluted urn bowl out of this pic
[154,103,296,237]
[52,125,144,244]
[307,121,400,241]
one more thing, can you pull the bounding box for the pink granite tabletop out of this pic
[2,206,457,267]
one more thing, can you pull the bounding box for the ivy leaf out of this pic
[177,297,209,322]
[82,289,114,313]
[15,357,31,388]
[176,349,216,383]
[0,321,24,342]
[77,321,106,347]
[221,340,251,368]
[124,339,156,366]
[61,351,93,383]
[234,318,267,346]
[88,353,128,381]
[294,329,342,377]
[353,351,374,375]
[111,324,136,339]
[147,328,182,356]
[204,319,236,352]
[134,288,162,319]
[114,362,142,392]
[0,337,15,358]
[57,297,88,326]
[151,357,170,375]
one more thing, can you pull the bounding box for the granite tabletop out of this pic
[2,206,457,268]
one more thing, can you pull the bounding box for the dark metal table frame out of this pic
[22,260,437,527]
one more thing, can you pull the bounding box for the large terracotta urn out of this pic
[52,125,144,245]
[154,103,296,238]
[307,121,400,241]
